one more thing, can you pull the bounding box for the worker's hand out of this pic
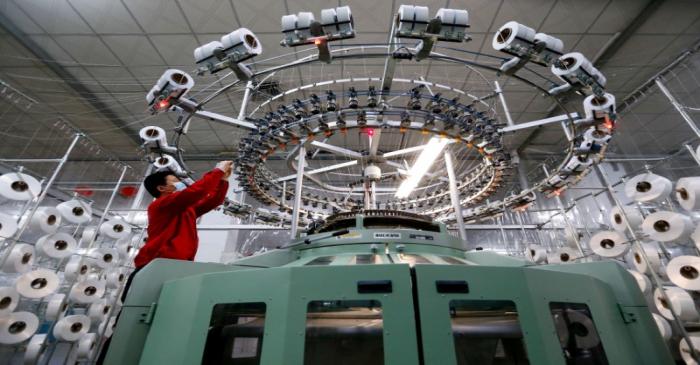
[216,160,234,179]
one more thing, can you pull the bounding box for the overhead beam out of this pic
[499,113,580,134]
[383,144,428,158]
[193,110,257,129]
[309,140,364,159]
[274,160,358,182]
[593,0,666,70]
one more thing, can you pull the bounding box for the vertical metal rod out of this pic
[516,157,530,190]
[542,165,585,257]
[237,80,253,120]
[370,181,377,209]
[596,164,700,362]
[363,182,372,210]
[656,78,700,139]
[281,181,287,210]
[290,144,306,238]
[498,211,509,253]
[86,165,129,251]
[495,81,515,127]
[92,225,148,362]
[560,121,573,141]
[0,133,81,269]
[516,211,529,253]
[126,164,153,225]
[444,151,466,240]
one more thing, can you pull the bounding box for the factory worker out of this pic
[96,161,233,364]
[133,160,233,270]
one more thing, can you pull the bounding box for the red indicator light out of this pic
[158,99,169,110]
[365,128,375,137]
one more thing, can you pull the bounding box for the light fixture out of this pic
[395,136,452,198]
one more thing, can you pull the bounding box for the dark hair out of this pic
[144,171,175,198]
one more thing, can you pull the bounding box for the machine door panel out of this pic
[413,265,566,365]
[283,263,421,365]
[140,264,420,365]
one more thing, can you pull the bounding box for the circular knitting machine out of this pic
[138,6,616,232]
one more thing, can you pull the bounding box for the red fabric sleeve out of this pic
[194,179,229,217]
[153,169,225,213]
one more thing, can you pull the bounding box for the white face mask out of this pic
[173,181,187,191]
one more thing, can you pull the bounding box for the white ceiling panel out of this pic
[231,0,287,31]
[102,35,165,66]
[343,0,394,33]
[636,0,700,34]
[574,34,614,60]
[489,0,556,32]
[26,35,74,64]
[451,0,501,31]
[0,0,43,34]
[606,34,678,67]
[149,34,199,66]
[178,0,240,33]
[122,0,190,34]
[0,36,44,67]
[589,0,652,34]
[540,0,609,34]
[68,0,142,34]
[53,35,122,65]
[14,0,92,34]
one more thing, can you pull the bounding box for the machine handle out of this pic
[436,280,469,293]
[357,280,393,293]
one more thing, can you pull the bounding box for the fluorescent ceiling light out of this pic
[395,136,452,198]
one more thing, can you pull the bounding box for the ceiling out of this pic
[0,0,698,188]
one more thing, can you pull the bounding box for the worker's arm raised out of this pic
[194,178,229,217]
[155,167,227,213]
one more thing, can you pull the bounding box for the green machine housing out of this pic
[105,210,673,364]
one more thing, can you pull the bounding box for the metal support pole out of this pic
[0,133,81,268]
[86,165,129,250]
[290,144,306,238]
[0,158,62,163]
[237,80,253,120]
[126,164,153,225]
[542,165,585,258]
[596,164,700,362]
[495,81,515,127]
[281,181,287,210]
[363,182,371,210]
[92,227,148,362]
[656,78,700,138]
[444,151,467,240]
[561,121,573,141]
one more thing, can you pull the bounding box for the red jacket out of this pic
[134,169,228,269]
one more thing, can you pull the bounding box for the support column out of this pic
[290,144,306,238]
[445,151,466,240]
[86,165,129,250]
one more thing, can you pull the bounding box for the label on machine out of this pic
[373,232,401,239]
